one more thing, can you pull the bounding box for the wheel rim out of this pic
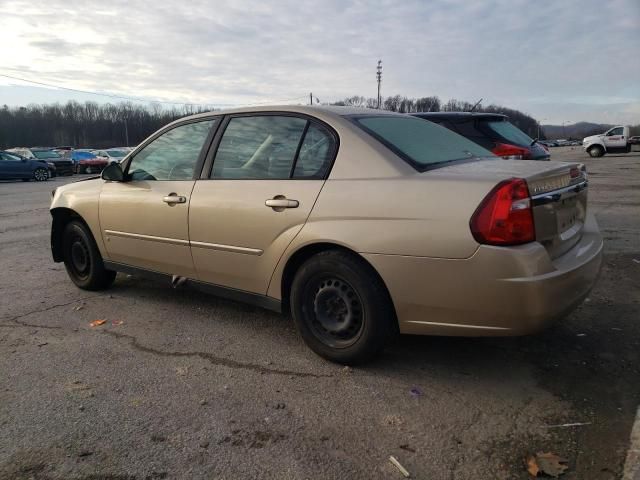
[306,276,364,348]
[85,166,93,174]
[69,235,91,279]
[35,169,47,181]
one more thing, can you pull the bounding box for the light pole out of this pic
[537,118,548,139]
[376,60,382,109]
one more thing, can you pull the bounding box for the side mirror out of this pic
[101,162,124,182]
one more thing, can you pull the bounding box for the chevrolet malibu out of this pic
[50,106,603,363]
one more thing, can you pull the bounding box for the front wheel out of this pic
[62,220,116,290]
[33,167,49,181]
[290,250,397,364]
[588,145,605,158]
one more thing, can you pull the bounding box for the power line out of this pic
[0,72,308,108]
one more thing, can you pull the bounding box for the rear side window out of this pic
[354,116,493,171]
[293,123,335,179]
[480,120,533,146]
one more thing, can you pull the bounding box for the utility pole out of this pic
[376,60,382,109]
[310,92,313,105]
[124,118,129,147]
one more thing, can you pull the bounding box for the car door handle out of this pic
[163,193,186,205]
[265,198,299,209]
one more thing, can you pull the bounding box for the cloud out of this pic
[0,0,638,123]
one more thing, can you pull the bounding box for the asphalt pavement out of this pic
[1,147,639,479]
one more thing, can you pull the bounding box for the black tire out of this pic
[33,167,49,181]
[290,250,397,364]
[62,220,116,290]
[588,145,604,158]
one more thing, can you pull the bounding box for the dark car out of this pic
[411,112,550,160]
[30,148,75,175]
[0,150,50,181]
[629,136,640,145]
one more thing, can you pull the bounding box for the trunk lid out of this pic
[433,159,588,258]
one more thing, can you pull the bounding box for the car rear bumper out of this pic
[362,212,603,336]
[53,162,74,175]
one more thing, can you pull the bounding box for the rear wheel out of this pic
[62,220,116,290]
[588,145,604,158]
[290,250,397,364]
[33,167,48,181]
[85,166,93,174]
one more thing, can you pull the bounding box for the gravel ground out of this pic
[1,147,638,480]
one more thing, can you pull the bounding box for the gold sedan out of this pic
[50,106,603,363]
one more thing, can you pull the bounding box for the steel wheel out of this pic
[62,221,116,290]
[290,250,397,364]
[68,233,92,281]
[34,168,48,181]
[309,276,364,348]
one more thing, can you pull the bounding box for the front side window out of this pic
[128,119,216,181]
[354,115,493,171]
[212,116,307,179]
[608,127,623,136]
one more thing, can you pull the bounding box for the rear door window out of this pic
[211,115,337,180]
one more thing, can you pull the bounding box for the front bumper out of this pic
[363,213,603,336]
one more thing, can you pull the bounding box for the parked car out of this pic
[412,112,550,160]
[50,106,602,363]
[629,136,640,145]
[71,150,108,174]
[7,147,74,175]
[0,150,50,181]
[92,149,129,163]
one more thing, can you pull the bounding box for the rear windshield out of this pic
[353,115,493,171]
[106,150,127,157]
[481,119,533,146]
[32,150,61,159]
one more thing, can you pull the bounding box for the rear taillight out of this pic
[492,142,531,160]
[470,178,535,246]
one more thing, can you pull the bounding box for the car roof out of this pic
[411,112,507,120]
[172,105,402,124]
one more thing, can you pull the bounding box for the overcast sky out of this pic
[0,0,638,124]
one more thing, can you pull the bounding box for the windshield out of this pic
[353,115,494,170]
[106,150,127,157]
[32,150,61,159]
[481,119,533,146]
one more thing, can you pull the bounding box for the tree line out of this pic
[0,102,212,149]
[332,95,543,138]
[0,95,565,149]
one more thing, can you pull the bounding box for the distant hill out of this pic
[541,122,614,140]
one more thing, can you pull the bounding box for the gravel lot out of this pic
[1,147,639,480]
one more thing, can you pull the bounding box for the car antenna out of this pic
[468,98,483,113]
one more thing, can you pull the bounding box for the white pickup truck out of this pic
[583,126,631,157]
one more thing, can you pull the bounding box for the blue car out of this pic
[0,150,50,181]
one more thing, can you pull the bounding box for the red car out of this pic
[72,151,109,174]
